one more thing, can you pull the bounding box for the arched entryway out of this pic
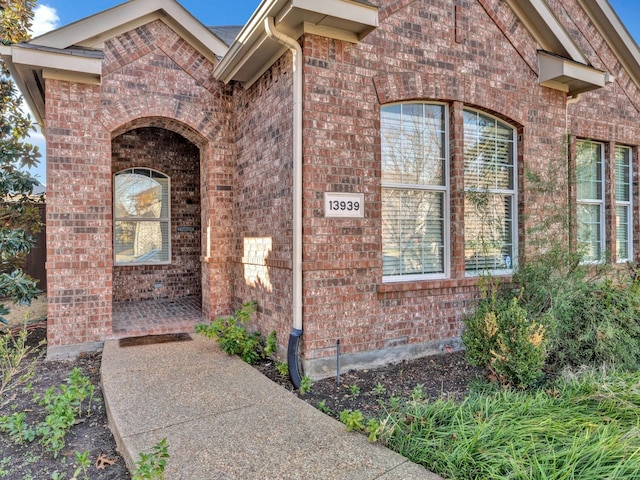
[110,125,204,336]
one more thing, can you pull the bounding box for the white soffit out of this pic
[538,50,608,95]
[2,0,232,126]
[214,0,378,87]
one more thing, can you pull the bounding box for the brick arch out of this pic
[111,116,208,150]
[96,96,221,145]
[373,71,526,127]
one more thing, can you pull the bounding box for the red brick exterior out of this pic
[46,20,235,353]
[44,1,640,373]
[111,127,201,302]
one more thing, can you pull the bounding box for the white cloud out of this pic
[30,5,60,37]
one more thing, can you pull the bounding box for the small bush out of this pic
[195,302,265,364]
[463,284,547,388]
[552,279,640,370]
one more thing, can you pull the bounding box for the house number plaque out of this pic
[324,192,365,218]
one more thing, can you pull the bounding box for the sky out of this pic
[20,0,640,183]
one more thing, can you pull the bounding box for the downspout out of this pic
[264,16,304,388]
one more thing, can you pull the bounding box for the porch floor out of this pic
[111,295,206,339]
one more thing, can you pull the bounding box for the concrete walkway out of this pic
[101,334,442,479]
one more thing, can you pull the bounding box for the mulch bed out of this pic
[2,327,485,479]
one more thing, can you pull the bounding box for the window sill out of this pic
[377,275,512,295]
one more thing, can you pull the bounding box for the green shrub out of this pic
[552,279,640,370]
[195,302,265,364]
[463,284,547,388]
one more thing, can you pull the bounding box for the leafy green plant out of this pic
[132,438,169,480]
[349,384,360,397]
[0,411,35,444]
[72,450,91,480]
[0,320,44,407]
[463,282,547,388]
[339,409,365,432]
[195,302,266,364]
[372,382,386,396]
[366,418,381,442]
[411,384,424,401]
[265,331,277,358]
[316,400,330,414]
[275,361,288,376]
[299,375,312,395]
[35,367,95,456]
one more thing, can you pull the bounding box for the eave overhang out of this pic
[214,0,378,88]
[0,0,230,127]
[537,50,610,96]
[577,0,640,91]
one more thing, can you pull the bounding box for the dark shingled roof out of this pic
[208,26,243,46]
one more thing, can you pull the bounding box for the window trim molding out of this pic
[113,167,172,267]
[380,101,451,283]
[576,139,606,264]
[615,145,633,263]
[462,107,518,277]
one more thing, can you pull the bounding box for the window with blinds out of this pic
[114,168,171,265]
[381,103,449,280]
[576,141,604,263]
[463,109,516,274]
[615,146,632,263]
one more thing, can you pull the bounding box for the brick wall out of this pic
[231,56,296,352]
[45,80,113,352]
[295,0,614,377]
[111,127,201,301]
[46,19,235,355]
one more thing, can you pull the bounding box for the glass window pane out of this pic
[576,142,603,201]
[381,103,445,186]
[464,193,513,272]
[382,189,444,276]
[463,109,515,273]
[577,204,602,262]
[617,205,630,261]
[114,220,170,264]
[114,168,170,265]
[615,146,631,202]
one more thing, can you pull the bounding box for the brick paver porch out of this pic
[111,295,205,338]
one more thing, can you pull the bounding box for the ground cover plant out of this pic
[0,323,129,480]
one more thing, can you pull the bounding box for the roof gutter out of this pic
[263,16,304,388]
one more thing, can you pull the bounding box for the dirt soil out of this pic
[2,323,485,479]
[0,326,130,480]
[256,351,486,420]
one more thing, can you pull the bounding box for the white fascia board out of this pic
[505,0,588,64]
[577,0,640,89]
[0,46,46,126]
[214,0,288,84]
[9,47,102,77]
[292,0,378,32]
[29,0,228,59]
[214,0,378,86]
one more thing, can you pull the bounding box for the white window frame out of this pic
[381,102,450,282]
[113,168,171,266]
[463,108,517,276]
[615,145,633,263]
[576,140,605,264]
